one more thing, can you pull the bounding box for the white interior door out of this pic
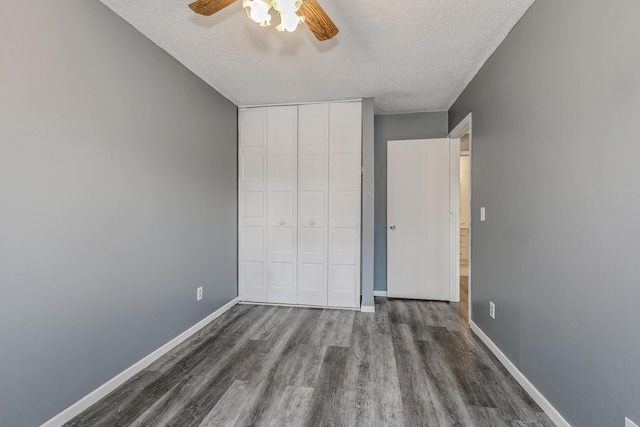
[238,107,268,302]
[267,106,298,304]
[387,139,451,300]
[328,102,361,308]
[297,103,329,306]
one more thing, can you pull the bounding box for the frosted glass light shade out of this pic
[271,0,302,13]
[243,0,272,27]
[276,9,304,32]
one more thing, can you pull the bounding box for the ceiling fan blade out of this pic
[299,0,339,41]
[189,0,238,16]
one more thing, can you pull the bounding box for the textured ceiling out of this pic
[99,0,534,114]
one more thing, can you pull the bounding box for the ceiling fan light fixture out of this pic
[243,0,272,26]
[189,0,338,41]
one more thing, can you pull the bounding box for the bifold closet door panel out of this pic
[238,107,268,302]
[267,106,298,304]
[297,103,329,307]
[328,102,362,308]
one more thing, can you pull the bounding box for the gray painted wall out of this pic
[374,112,449,292]
[361,98,375,307]
[0,1,238,426]
[449,0,640,425]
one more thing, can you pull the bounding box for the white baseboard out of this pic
[238,301,359,311]
[373,291,387,297]
[469,321,570,427]
[360,305,375,313]
[41,297,240,427]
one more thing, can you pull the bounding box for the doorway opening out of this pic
[449,114,472,324]
[459,134,470,322]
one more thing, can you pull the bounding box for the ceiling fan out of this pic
[188,0,339,41]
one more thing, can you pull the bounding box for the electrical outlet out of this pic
[626,417,639,427]
[196,286,203,301]
[490,301,495,319]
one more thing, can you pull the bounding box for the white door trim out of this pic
[449,136,460,302]
[448,113,473,321]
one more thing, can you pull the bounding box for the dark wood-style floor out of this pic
[66,295,553,427]
[460,275,469,324]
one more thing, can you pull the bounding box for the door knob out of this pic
[309,219,316,225]
[279,220,285,225]
[390,224,396,230]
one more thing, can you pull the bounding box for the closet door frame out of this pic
[239,101,363,309]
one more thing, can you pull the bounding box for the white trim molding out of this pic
[449,112,473,140]
[448,135,461,303]
[41,298,240,427]
[373,290,387,297]
[239,98,362,109]
[238,301,359,311]
[470,321,571,427]
[360,305,375,313]
[449,113,473,322]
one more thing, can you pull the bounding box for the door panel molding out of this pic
[297,103,329,306]
[266,106,298,304]
[328,102,361,308]
[238,107,268,302]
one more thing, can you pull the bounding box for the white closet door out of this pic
[328,102,362,308]
[267,106,298,304]
[297,104,329,307]
[238,107,268,302]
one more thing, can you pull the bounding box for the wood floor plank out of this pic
[329,310,356,347]
[468,406,511,427]
[389,322,443,426]
[303,346,350,427]
[163,339,269,426]
[267,386,314,427]
[372,301,405,426]
[433,327,498,409]
[308,309,355,348]
[513,413,557,427]
[232,308,324,426]
[341,312,375,426]
[196,380,251,427]
[414,338,475,425]
[147,304,259,373]
[64,370,158,427]
[68,306,274,427]
[128,375,199,427]
[248,305,293,342]
[288,344,327,388]
[135,339,266,427]
[470,337,545,423]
